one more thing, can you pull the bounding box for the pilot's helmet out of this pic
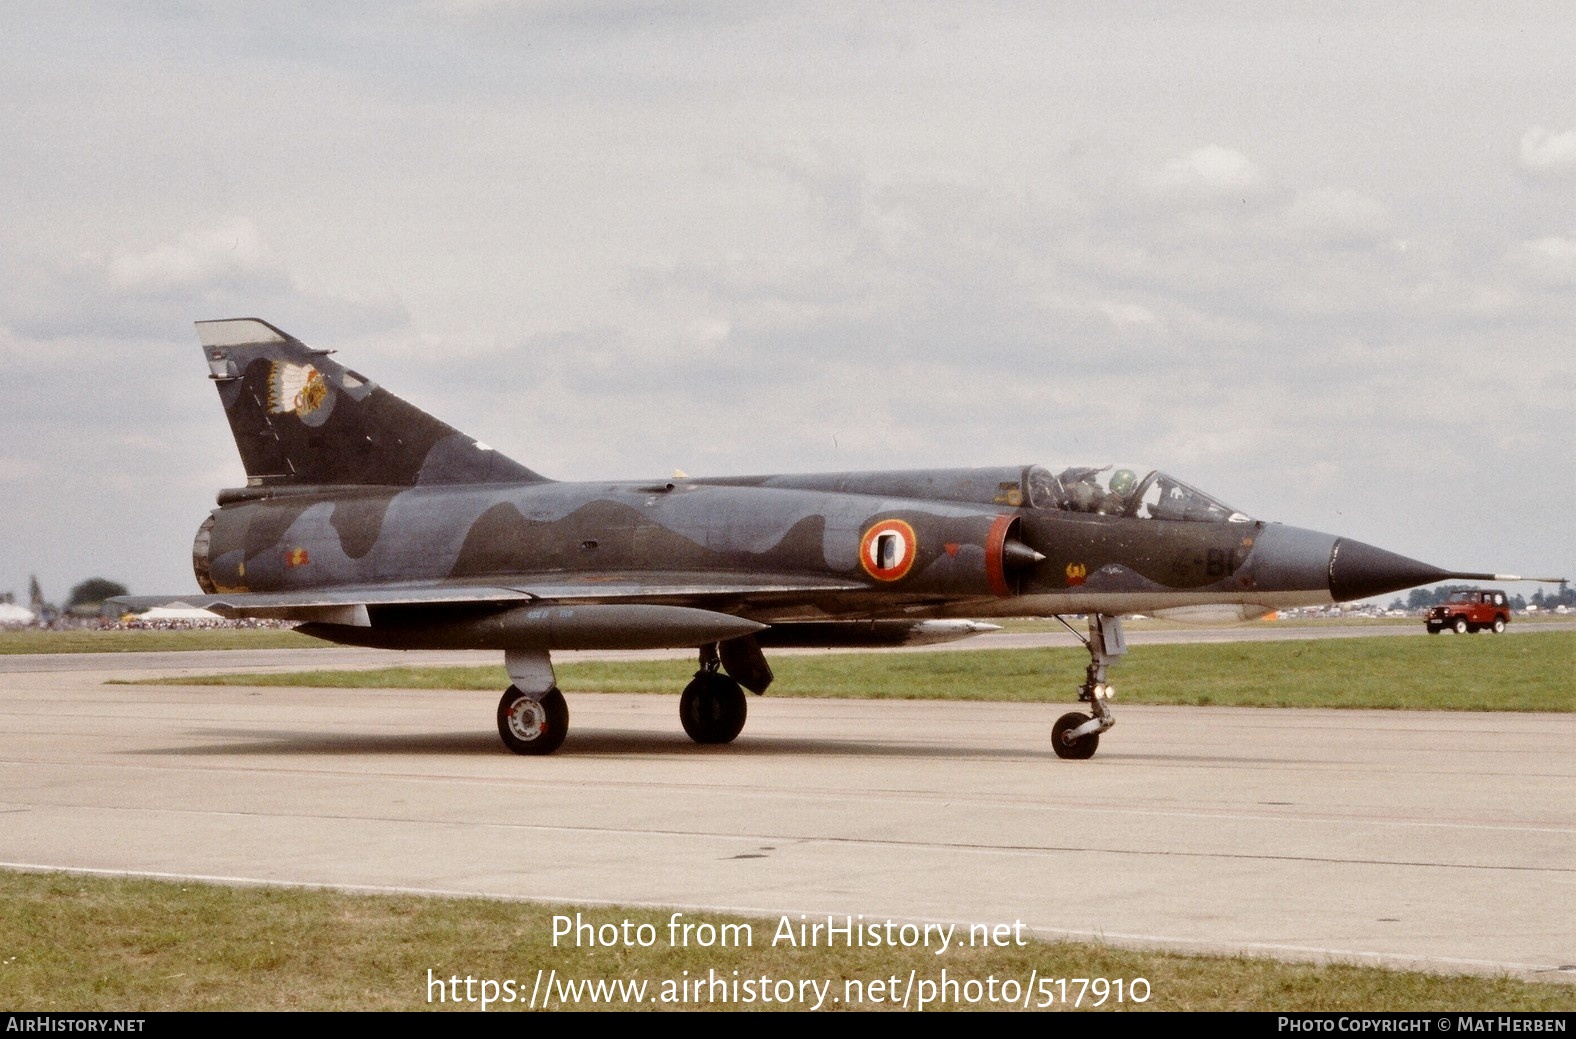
[1109,469,1137,496]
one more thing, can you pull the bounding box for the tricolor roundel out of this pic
[859,519,918,581]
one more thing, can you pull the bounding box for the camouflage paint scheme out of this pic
[117,319,1489,757]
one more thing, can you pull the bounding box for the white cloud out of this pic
[1519,126,1576,176]
[1155,146,1266,194]
[1522,235,1576,261]
[683,317,732,349]
[0,457,44,483]
[1514,236,1576,286]
[1283,188,1392,247]
[106,218,267,293]
[2,216,407,346]
[1094,300,1163,332]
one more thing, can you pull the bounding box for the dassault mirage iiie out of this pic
[116,318,1537,758]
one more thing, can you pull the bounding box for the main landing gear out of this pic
[680,645,748,745]
[498,685,568,756]
[492,643,762,755]
[497,649,569,755]
[1049,613,1124,760]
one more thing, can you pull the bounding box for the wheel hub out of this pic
[506,698,548,741]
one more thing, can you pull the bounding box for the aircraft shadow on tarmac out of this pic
[131,728,1084,760]
[132,729,1299,766]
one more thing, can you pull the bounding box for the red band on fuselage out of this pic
[985,514,1014,597]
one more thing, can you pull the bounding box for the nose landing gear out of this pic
[1050,613,1124,760]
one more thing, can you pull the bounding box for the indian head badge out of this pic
[267,361,334,425]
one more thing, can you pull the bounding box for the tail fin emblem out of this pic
[268,362,329,419]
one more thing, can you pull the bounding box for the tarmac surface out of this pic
[2,626,1572,985]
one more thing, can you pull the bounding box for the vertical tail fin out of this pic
[197,318,547,490]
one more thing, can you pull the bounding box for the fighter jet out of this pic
[113,318,1540,759]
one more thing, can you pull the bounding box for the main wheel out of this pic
[1491,618,1507,634]
[680,673,747,745]
[1052,711,1099,760]
[497,685,569,756]
[1453,617,1470,635]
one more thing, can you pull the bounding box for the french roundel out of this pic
[859,519,918,581]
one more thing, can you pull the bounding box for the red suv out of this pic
[1426,589,1511,634]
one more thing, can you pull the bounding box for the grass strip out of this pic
[125,632,1576,712]
[1,871,1567,1012]
[0,628,320,654]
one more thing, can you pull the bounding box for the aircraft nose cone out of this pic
[1328,538,1453,602]
[1249,526,1460,603]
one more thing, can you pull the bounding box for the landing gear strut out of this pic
[1049,613,1124,760]
[681,643,748,744]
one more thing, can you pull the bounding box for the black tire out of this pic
[680,673,747,745]
[1052,711,1099,760]
[1426,624,1441,635]
[1491,617,1507,634]
[1453,617,1470,635]
[497,686,569,756]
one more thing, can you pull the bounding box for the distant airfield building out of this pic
[130,605,224,623]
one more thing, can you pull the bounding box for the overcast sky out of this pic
[2,2,1572,606]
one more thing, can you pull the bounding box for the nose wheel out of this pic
[1052,711,1100,759]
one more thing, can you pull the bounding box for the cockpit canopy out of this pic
[1025,465,1252,523]
[705,464,1252,522]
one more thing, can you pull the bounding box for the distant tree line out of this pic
[67,578,129,609]
[20,577,131,619]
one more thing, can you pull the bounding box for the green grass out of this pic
[0,872,1566,1011]
[129,631,1576,712]
[0,628,322,654]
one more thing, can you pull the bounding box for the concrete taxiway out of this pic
[1,641,1572,984]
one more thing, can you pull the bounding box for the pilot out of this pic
[1100,468,1138,515]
